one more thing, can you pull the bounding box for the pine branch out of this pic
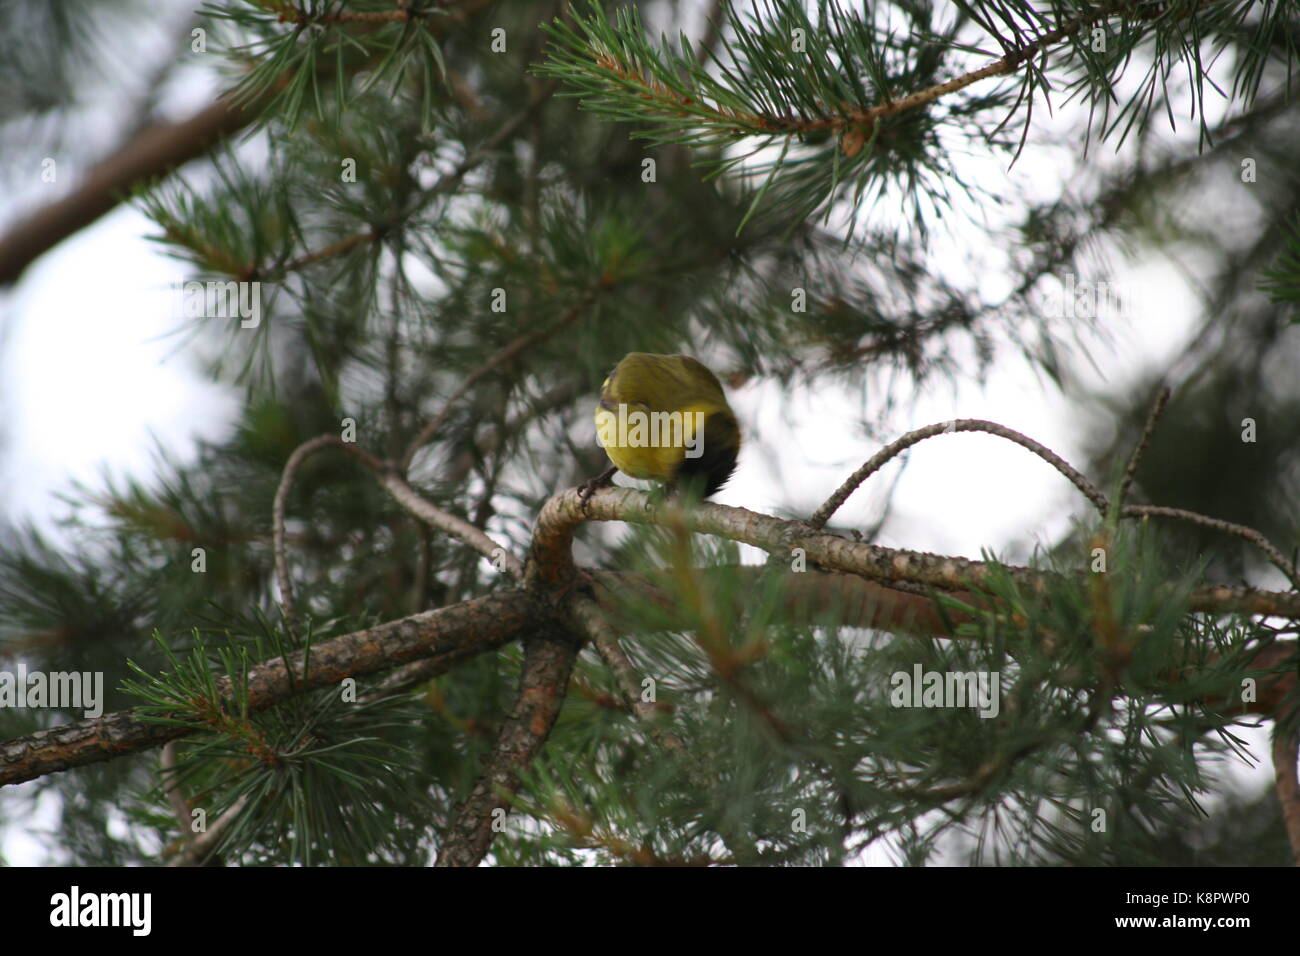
[810,418,1109,528]
[0,0,498,286]
[561,487,1300,620]
[4,555,1294,790]
[435,633,579,866]
[0,96,256,286]
[0,591,537,787]
[537,0,1259,228]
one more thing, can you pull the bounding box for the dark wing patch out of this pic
[674,410,740,497]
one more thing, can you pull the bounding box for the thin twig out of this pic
[1117,386,1171,510]
[576,600,663,725]
[275,229,380,276]
[377,469,524,578]
[159,741,194,838]
[167,794,249,867]
[272,435,385,620]
[808,419,1108,530]
[1122,504,1300,590]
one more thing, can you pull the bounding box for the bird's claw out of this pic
[578,466,617,511]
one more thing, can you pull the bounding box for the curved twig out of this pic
[1122,505,1300,591]
[272,434,384,620]
[1117,386,1171,510]
[804,412,1300,594]
[377,470,524,578]
[808,419,1108,531]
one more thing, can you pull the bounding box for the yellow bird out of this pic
[582,352,740,500]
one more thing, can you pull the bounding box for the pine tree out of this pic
[1,0,1298,866]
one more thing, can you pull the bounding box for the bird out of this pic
[580,352,741,502]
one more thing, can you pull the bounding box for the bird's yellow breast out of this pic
[594,400,716,481]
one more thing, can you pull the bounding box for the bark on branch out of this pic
[1,590,538,787]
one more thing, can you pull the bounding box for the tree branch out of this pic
[272,435,385,621]
[808,418,1109,530]
[0,0,500,287]
[566,486,1300,619]
[0,96,255,286]
[378,469,525,577]
[1272,715,1300,865]
[1117,385,1172,509]
[0,590,537,787]
[435,632,580,866]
